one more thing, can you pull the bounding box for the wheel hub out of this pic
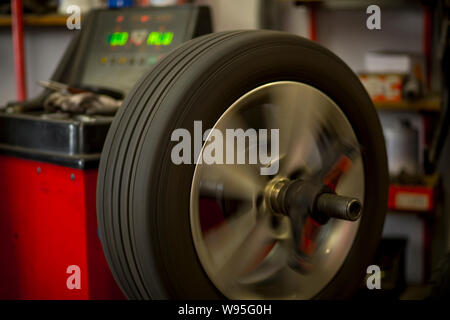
[267,177,362,223]
[265,176,362,272]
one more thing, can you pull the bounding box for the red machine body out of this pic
[0,155,124,300]
[0,6,211,299]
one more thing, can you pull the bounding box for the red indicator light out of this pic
[141,15,150,23]
[116,15,124,23]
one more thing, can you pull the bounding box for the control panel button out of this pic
[147,56,158,65]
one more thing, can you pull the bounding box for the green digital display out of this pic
[147,32,174,46]
[108,32,129,46]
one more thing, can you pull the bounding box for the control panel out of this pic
[79,6,211,94]
[0,6,211,168]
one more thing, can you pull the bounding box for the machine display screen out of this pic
[80,8,191,94]
[108,32,130,46]
[106,31,175,47]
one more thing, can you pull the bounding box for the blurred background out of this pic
[0,0,448,299]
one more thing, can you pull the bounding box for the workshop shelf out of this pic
[374,97,441,112]
[0,14,74,27]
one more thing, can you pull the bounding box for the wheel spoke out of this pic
[334,157,365,200]
[204,206,257,268]
[213,214,277,283]
[314,136,360,188]
[266,83,303,156]
[237,241,289,285]
[267,84,328,177]
[199,163,264,202]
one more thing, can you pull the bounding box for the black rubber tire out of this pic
[97,30,389,299]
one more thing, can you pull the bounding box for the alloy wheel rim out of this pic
[190,81,365,299]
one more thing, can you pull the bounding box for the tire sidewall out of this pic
[131,32,388,299]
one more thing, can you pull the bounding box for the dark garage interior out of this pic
[0,0,449,302]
